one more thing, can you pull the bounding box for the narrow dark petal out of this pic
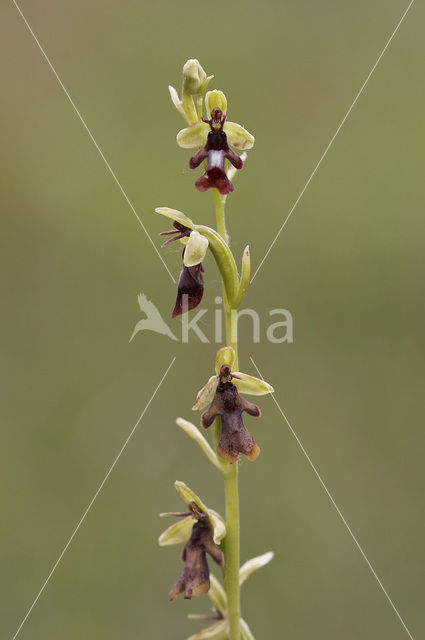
[160,222,191,247]
[225,147,243,169]
[172,263,204,318]
[189,147,208,169]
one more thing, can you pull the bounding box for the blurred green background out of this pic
[1,1,424,638]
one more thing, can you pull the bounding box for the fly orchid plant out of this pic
[157,59,274,640]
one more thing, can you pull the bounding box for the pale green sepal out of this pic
[224,121,255,150]
[174,482,225,543]
[158,516,193,546]
[240,618,256,640]
[205,90,228,117]
[183,230,209,267]
[208,574,228,614]
[215,346,236,375]
[239,551,274,586]
[176,417,224,472]
[177,121,209,149]
[233,246,250,308]
[208,509,226,543]
[233,373,274,396]
[192,375,218,411]
[155,207,195,229]
[168,85,190,123]
[186,620,228,640]
[175,481,209,514]
[227,151,247,182]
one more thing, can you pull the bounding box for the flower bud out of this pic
[183,59,207,95]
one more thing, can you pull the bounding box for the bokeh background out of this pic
[1,1,424,638]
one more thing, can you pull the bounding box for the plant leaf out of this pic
[186,620,228,640]
[208,574,228,614]
[233,246,250,308]
[240,618,256,640]
[176,417,223,472]
[239,551,274,586]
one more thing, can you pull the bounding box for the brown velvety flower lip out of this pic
[189,109,243,195]
[201,366,261,464]
[169,504,224,601]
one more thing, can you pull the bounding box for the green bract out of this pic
[176,417,226,472]
[186,620,228,640]
[239,551,274,586]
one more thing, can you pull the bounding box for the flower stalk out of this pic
[157,59,274,640]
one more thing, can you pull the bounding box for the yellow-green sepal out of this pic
[192,376,219,411]
[223,121,255,150]
[155,207,195,229]
[177,121,209,149]
[174,481,226,543]
[233,373,274,396]
[158,516,193,546]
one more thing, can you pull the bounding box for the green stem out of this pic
[213,193,241,640]
[212,189,227,241]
